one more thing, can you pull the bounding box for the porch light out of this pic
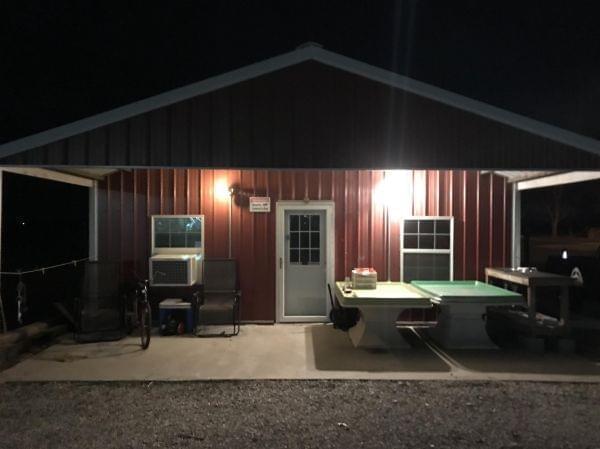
[373,170,412,219]
[215,179,232,201]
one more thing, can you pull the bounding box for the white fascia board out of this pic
[0,167,95,187]
[517,171,600,191]
[1,44,600,161]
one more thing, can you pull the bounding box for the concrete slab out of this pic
[1,324,600,382]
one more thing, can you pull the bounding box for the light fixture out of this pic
[215,179,231,202]
[561,249,568,260]
[373,170,412,220]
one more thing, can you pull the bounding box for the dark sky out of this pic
[1,1,599,144]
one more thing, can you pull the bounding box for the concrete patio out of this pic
[1,324,600,382]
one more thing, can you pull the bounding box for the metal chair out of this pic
[195,259,240,337]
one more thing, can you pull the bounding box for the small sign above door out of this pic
[249,196,271,213]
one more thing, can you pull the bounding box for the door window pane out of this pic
[290,215,299,231]
[310,250,320,263]
[300,250,309,265]
[300,233,309,248]
[310,215,320,231]
[290,249,299,263]
[290,232,299,248]
[300,215,310,231]
[310,232,320,248]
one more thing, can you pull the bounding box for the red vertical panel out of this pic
[477,172,490,280]
[121,171,134,278]
[253,170,274,320]
[161,169,174,215]
[306,171,320,201]
[451,171,464,280]
[437,171,450,216]
[333,170,347,279]
[134,170,148,279]
[294,171,306,200]
[108,173,121,267]
[370,171,387,279]
[200,171,215,257]
[345,171,359,271]
[173,169,187,214]
[211,170,230,258]
[280,170,294,200]
[319,170,333,201]
[464,171,478,280]
[186,169,200,214]
[413,170,427,215]
[229,170,242,260]
[147,170,161,217]
[357,171,371,267]
[490,174,505,268]
[238,170,256,318]
[426,170,439,216]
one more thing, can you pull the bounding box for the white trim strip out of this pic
[0,167,95,188]
[517,171,600,191]
[1,45,599,160]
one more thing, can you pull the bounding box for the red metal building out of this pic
[1,44,598,322]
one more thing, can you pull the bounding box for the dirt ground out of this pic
[0,380,599,449]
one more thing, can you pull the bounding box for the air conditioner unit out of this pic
[149,254,202,287]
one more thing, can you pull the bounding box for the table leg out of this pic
[348,307,411,349]
[559,285,570,331]
[528,286,537,334]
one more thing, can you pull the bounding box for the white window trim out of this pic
[151,214,205,256]
[400,216,454,281]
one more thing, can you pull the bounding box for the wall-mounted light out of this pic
[215,179,232,202]
[561,249,568,260]
[373,170,412,220]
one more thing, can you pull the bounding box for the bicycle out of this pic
[136,280,152,349]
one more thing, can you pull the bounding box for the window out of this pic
[401,217,453,281]
[288,213,321,265]
[152,215,204,254]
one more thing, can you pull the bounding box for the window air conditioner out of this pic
[149,254,202,286]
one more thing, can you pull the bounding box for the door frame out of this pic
[275,200,335,323]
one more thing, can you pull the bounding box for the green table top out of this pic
[410,280,523,304]
[334,281,432,308]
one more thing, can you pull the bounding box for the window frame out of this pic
[400,216,454,282]
[151,214,205,255]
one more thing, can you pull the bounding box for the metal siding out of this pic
[5,63,600,170]
[99,168,510,321]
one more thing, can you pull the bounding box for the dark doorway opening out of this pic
[1,172,89,330]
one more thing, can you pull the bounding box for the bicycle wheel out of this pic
[139,302,151,350]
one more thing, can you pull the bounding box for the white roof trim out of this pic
[1,44,600,159]
[517,171,600,191]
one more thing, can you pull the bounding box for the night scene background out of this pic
[1,1,599,327]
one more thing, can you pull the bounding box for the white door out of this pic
[276,202,334,322]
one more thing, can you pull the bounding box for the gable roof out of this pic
[1,42,599,160]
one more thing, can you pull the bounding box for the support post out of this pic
[89,181,98,262]
[511,188,521,268]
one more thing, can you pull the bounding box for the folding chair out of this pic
[196,259,240,337]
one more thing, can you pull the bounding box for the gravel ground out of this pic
[0,380,599,449]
